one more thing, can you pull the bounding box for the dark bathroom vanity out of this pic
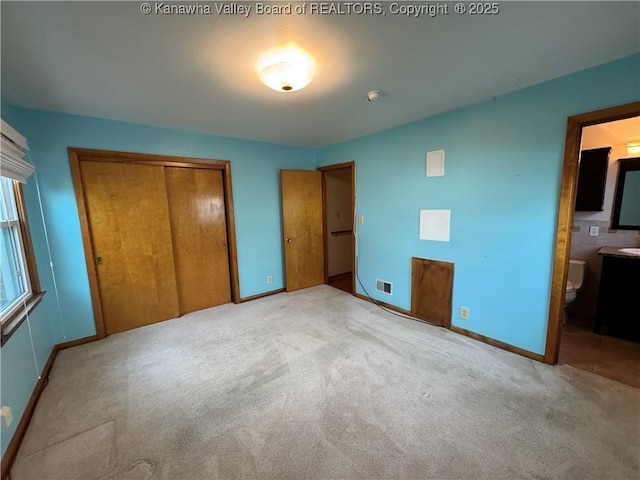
[596,246,640,342]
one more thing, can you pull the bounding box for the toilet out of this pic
[565,259,587,306]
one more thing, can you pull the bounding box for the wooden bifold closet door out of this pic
[80,160,231,335]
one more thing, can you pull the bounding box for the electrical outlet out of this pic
[589,226,599,237]
[266,275,273,284]
[459,306,470,320]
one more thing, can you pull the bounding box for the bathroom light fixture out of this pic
[626,141,640,156]
[258,44,315,92]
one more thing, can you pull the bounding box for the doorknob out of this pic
[286,238,292,243]
[96,256,103,265]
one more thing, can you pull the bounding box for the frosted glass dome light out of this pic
[258,45,315,92]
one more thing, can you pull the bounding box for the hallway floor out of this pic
[559,316,640,388]
[327,272,353,294]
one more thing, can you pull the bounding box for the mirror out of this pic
[611,157,640,230]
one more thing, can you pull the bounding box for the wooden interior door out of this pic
[281,170,324,291]
[411,257,454,327]
[165,167,231,314]
[80,161,180,334]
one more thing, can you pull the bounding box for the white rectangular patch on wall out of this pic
[426,149,445,177]
[419,209,451,242]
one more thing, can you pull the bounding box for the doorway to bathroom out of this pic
[545,102,640,387]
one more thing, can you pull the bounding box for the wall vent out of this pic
[375,279,392,295]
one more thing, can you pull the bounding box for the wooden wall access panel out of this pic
[411,257,454,327]
[165,167,231,314]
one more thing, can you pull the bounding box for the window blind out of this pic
[1,119,35,183]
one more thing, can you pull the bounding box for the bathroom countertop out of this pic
[598,246,640,259]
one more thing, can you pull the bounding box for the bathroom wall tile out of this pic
[570,218,640,320]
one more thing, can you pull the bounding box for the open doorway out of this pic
[560,117,640,387]
[545,102,640,386]
[319,162,355,294]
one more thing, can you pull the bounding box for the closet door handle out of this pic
[96,256,103,265]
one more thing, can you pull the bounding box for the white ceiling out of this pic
[1,1,639,147]
[582,116,640,151]
[596,117,640,144]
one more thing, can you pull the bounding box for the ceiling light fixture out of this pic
[258,44,315,93]
[626,141,640,156]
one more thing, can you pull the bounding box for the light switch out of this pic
[0,406,13,427]
[589,226,599,237]
[357,214,364,224]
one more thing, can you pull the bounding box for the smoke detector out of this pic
[367,90,384,102]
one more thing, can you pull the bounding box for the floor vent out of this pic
[376,279,392,295]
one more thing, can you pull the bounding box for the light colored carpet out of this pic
[12,285,640,480]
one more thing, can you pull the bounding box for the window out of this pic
[0,176,33,320]
[0,119,41,342]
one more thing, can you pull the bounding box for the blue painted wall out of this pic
[317,53,640,355]
[1,96,57,458]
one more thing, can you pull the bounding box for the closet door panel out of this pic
[80,160,180,334]
[165,167,231,314]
